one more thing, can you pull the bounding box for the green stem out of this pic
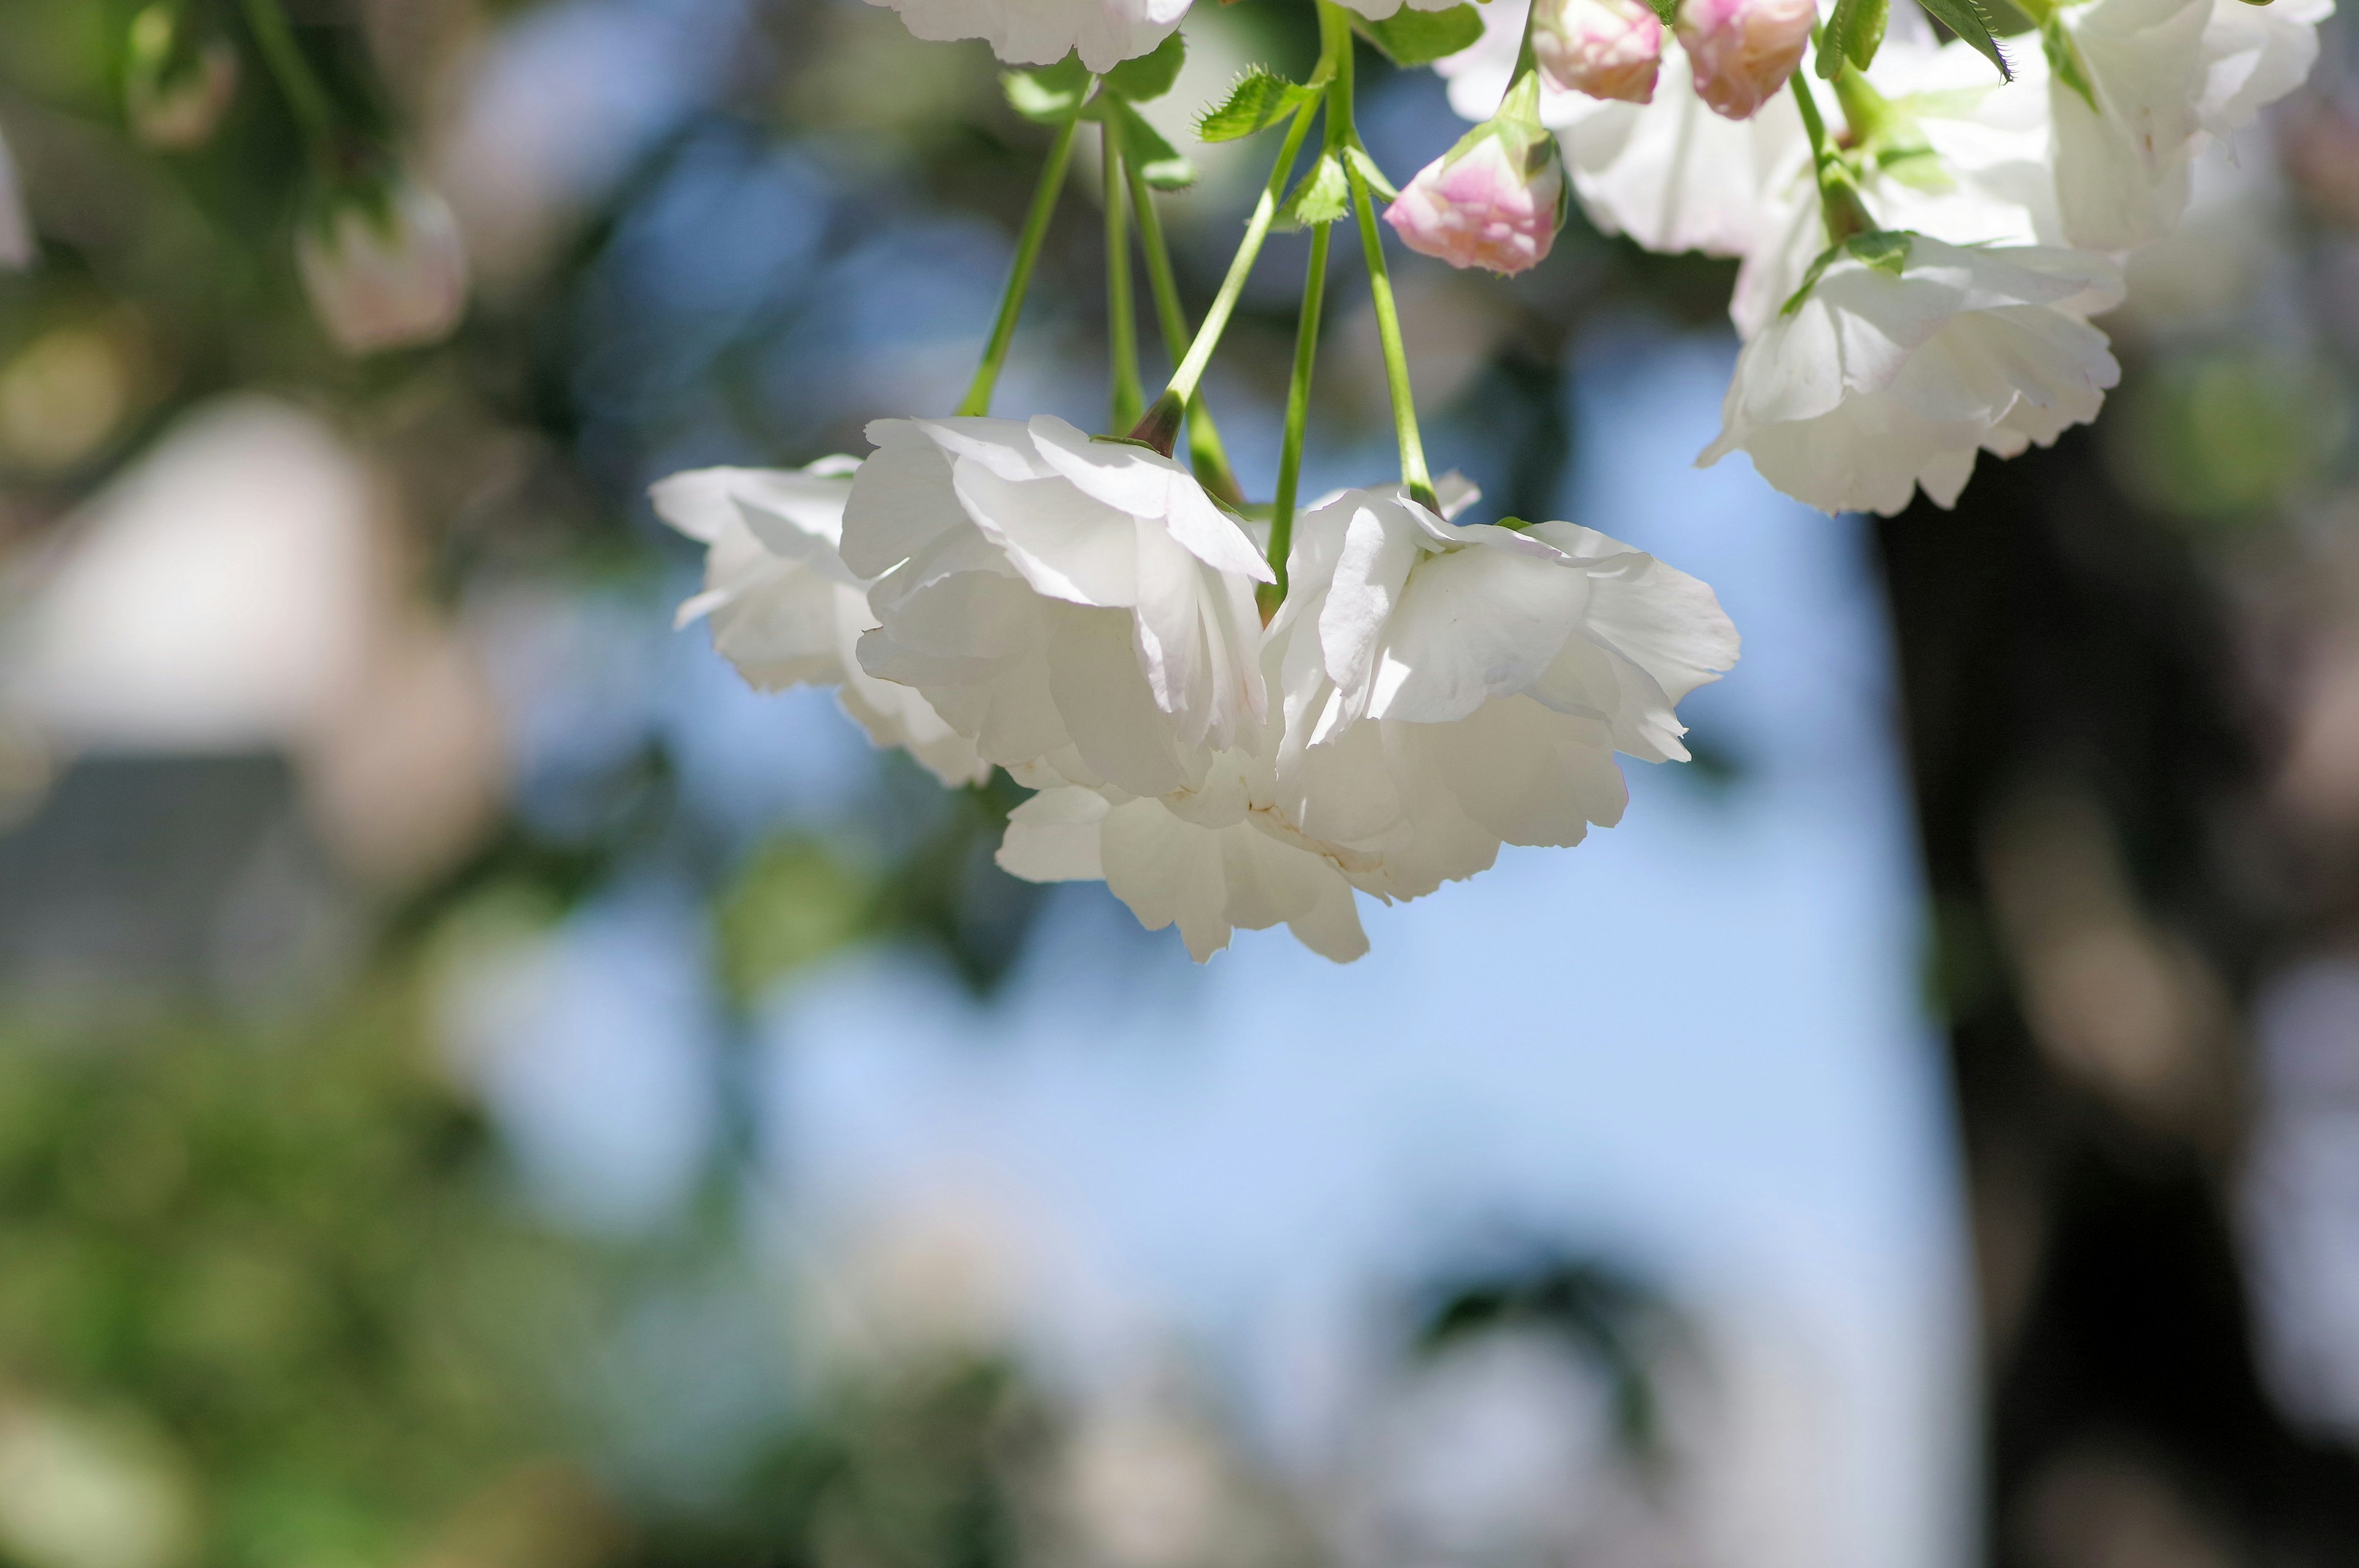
[1127,160,1243,506]
[1322,0,1435,512]
[957,114,1083,418]
[238,0,335,156]
[1103,115,1143,433]
[1132,87,1324,451]
[1262,219,1331,614]
[1789,70,1872,243]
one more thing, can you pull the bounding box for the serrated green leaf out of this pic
[1278,151,1351,228]
[1641,0,1677,25]
[1353,4,1486,66]
[1817,0,1890,76]
[1914,0,2011,79]
[1103,31,1186,102]
[1197,67,1315,141]
[1004,53,1093,122]
[1110,99,1196,189]
[2040,18,2097,111]
[1344,144,1398,203]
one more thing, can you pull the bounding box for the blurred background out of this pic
[1,1,2358,1566]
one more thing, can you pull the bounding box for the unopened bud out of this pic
[296,177,471,356]
[1677,0,1815,120]
[1533,0,1665,104]
[126,6,239,150]
[1384,83,1567,276]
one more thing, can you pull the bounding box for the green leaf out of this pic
[1278,151,1351,228]
[1103,31,1186,102]
[1353,4,1486,66]
[1641,0,1676,21]
[1913,0,2011,79]
[1197,67,1316,141]
[1848,228,1912,275]
[1344,144,1398,203]
[1111,99,1196,189]
[1780,228,1914,315]
[1004,53,1093,122]
[1817,0,1890,76]
[2040,18,2097,111]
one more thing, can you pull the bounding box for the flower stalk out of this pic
[1126,160,1243,506]
[958,114,1083,418]
[1103,115,1144,432]
[237,0,335,158]
[1788,68,1873,244]
[1321,0,1437,512]
[1264,220,1331,614]
[1130,76,1327,453]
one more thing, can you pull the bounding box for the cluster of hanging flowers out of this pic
[660,0,2327,962]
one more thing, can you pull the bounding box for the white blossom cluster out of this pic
[1440,0,2333,515]
[654,0,2328,964]
[659,427,1737,962]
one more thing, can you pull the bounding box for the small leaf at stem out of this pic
[1642,0,1678,26]
[1344,144,1398,202]
[1817,0,1890,76]
[1103,31,1187,101]
[1109,99,1196,188]
[1278,150,1352,228]
[1353,4,1486,66]
[2040,18,2098,109]
[1197,66,1315,141]
[1913,0,2011,78]
[1779,228,1914,315]
[1004,53,1093,122]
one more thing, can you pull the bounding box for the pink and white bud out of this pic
[1676,0,1815,120]
[295,178,471,356]
[1532,0,1665,104]
[125,7,239,150]
[1383,122,1567,276]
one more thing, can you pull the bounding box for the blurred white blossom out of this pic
[295,177,470,356]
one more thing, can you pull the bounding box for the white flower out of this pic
[1269,486,1737,904]
[295,177,470,356]
[998,778,1372,963]
[1729,36,2060,337]
[2045,0,2216,252]
[1702,235,2123,515]
[1438,0,1807,257]
[2197,0,2333,135]
[0,129,33,271]
[843,415,1273,802]
[863,0,1188,71]
[653,459,990,789]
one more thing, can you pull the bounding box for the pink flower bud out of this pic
[1532,0,1665,104]
[296,179,471,356]
[1383,126,1567,276]
[125,6,239,151]
[1676,0,1815,120]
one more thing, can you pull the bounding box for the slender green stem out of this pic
[238,0,335,155]
[957,114,1082,418]
[1789,70,1872,243]
[1103,116,1143,432]
[1132,92,1323,450]
[1262,219,1331,613]
[1127,160,1243,505]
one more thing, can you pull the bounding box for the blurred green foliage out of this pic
[0,973,587,1568]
